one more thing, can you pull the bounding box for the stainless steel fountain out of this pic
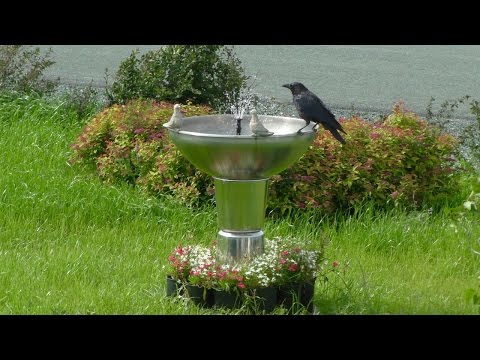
[164,111,315,264]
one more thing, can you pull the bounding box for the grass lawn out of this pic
[1,95,479,314]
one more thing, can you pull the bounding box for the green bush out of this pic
[0,45,58,95]
[461,100,480,171]
[426,95,480,172]
[58,82,102,121]
[70,99,213,206]
[105,45,249,111]
[72,101,461,213]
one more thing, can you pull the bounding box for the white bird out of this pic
[249,109,273,137]
[164,104,184,129]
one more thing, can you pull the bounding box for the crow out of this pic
[282,82,346,144]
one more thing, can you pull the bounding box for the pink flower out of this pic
[134,128,145,135]
[288,264,298,272]
[238,283,246,289]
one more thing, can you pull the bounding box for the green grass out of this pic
[317,211,480,314]
[1,94,479,314]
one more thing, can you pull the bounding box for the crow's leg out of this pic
[297,120,310,134]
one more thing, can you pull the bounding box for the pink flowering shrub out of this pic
[72,101,460,213]
[268,102,460,214]
[70,99,213,206]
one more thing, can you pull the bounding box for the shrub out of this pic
[268,102,461,214]
[425,95,480,172]
[72,101,461,213]
[58,82,103,121]
[70,99,213,206]
[105,45,249,111]
[425,95,470,131]
[0,45,58,95]
[461,99,480,171]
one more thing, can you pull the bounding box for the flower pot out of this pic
[300,281,315,314]
[277,280,316,314]
[213,289,243,310]
[277,283,302,310]
[166,275,183,297]
[185,284,213,308]
[251,287,277,313]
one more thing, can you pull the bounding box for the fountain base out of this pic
[214,178,268,263]
[216,230,264,264]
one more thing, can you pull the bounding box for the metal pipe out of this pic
[214,178,268,263]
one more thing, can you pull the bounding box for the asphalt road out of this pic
[39,45,480,118]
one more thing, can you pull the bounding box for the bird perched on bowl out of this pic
[164,104,184,129]
[282,82,346,144]
[249,109,273,137]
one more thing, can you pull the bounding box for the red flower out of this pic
[332,261,339,268]
[288,263,298,272]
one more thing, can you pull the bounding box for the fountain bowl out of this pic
[164,114,315,180]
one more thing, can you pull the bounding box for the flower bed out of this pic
[165,237,326,313]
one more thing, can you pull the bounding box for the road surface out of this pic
[38,45,480,118]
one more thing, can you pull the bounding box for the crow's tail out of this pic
[328,128,346,144]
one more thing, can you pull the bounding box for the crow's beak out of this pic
[282,83,290,89]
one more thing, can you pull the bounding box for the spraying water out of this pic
[224,88,255,135]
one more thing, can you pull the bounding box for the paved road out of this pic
[39,45,480,118]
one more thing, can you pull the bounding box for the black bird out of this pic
[282,82,347,144]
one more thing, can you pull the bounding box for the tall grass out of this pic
[1,94,479,314]
[0,95,215,314]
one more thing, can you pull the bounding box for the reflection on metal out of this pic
[214,178,268,231]
[164,113,315,263]
[166,114,315,180]
[216,230,264,264]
